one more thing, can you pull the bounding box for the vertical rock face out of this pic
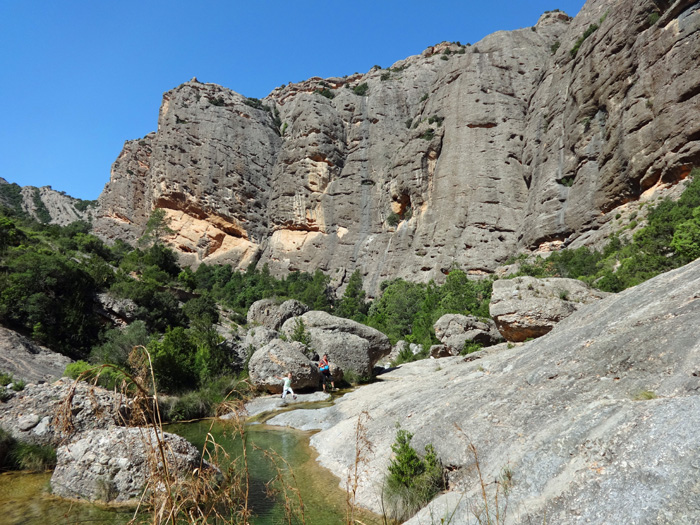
[95,80,282,269]
[520,0,700,250]
[93,0,700,293]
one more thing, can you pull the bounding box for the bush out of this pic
[570,23,599,57]
[315,88,335,99]
[0,428,56,472]
[64,360,128,390]
[384,427,444,521]
[386,212,401,227]
[353,83,369,96]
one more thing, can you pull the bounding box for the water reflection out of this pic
[0,420,381,524]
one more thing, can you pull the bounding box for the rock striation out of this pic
[93,0,700,295]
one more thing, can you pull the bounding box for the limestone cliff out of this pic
[94,0,700,294]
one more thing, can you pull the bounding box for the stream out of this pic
[0,401,381,524]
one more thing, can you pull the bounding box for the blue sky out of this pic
[0,1,585,201]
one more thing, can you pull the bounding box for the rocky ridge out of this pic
[0,177,97,226]
[93,0,700,295]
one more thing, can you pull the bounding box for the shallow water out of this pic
[0,419,381,524]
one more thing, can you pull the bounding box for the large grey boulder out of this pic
[247,339,319,393]
[0,378,129,446]
[0,325,73,384]
[280,311,391,377]
[51,427,202,503]
[247,299,308,331]
[243,326,278,352]
[272,258,700,524]
[433,314,504,354]
[489,276,608,342]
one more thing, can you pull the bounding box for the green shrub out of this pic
[0,428,56,472]
[32,188,52,224]
[550,41,561,54]
[420,129,435,141]
[648,12,660,25]
[64,360,128,390]
[570,23,599,57]
[315,88,335,99]
[353,83,369,96]
[461,342,483,355]
[387,212,401,227]
[290,317,311,347]
[384,426,444,521]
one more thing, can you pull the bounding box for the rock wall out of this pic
[93,0,700,294]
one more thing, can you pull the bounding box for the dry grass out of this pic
[58,345,307,524]
[346,410,374,524]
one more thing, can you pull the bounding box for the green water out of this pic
[0,420,380,524]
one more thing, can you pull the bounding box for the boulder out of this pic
[247,339,319,393]
[280,311,391,377]
[0,378,129,446]
[94,292,138,326]
[0,324,73,384]
[51,427,202,503]
[247,299,308,331]
[243,326,278,352]
[433,314,504,354]
[489,276,608,342]
[429,345,451,358]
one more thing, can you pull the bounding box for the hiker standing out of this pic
[318,354,335,392]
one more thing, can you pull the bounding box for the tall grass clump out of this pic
[59,347,303,524]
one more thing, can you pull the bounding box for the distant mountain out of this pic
[93,0,700,294]
[0,177,97,226]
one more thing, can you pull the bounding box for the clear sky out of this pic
[0,0,585,201]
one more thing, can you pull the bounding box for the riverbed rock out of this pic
[489,276,608,341]
[271,257,700,523]
[247,299,309,331]
[433,314,504,354]
[0,324,73,383]
[51,427,202,503]
[247,339,319,393]
[0,378,129,446]
[280,311,391,377]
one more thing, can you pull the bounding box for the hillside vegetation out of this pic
[0,168,698,413]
